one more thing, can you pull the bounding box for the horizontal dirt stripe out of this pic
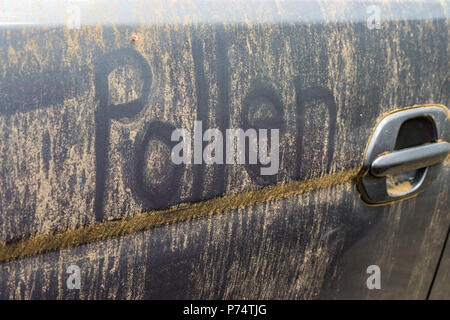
[0,168,360,263]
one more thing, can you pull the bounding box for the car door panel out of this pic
[0,0,448,299]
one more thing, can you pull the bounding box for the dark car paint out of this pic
[0,0,448,299]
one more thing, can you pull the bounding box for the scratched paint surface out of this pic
[0,0,449,299]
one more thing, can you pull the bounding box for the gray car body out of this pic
[0,0,448,299]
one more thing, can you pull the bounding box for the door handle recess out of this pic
[370,142,450,177]
[357,105,449,205]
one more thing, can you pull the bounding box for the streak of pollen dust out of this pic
[0,168,360,263]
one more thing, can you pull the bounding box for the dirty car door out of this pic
[0,0,449,299]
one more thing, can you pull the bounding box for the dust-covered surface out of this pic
[0,0,449,299]
[0,166,448,299]
[429,230,450,300]
[0,168,360,263]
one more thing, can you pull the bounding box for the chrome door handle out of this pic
[370,141,450,177]
[357,105,449,205]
